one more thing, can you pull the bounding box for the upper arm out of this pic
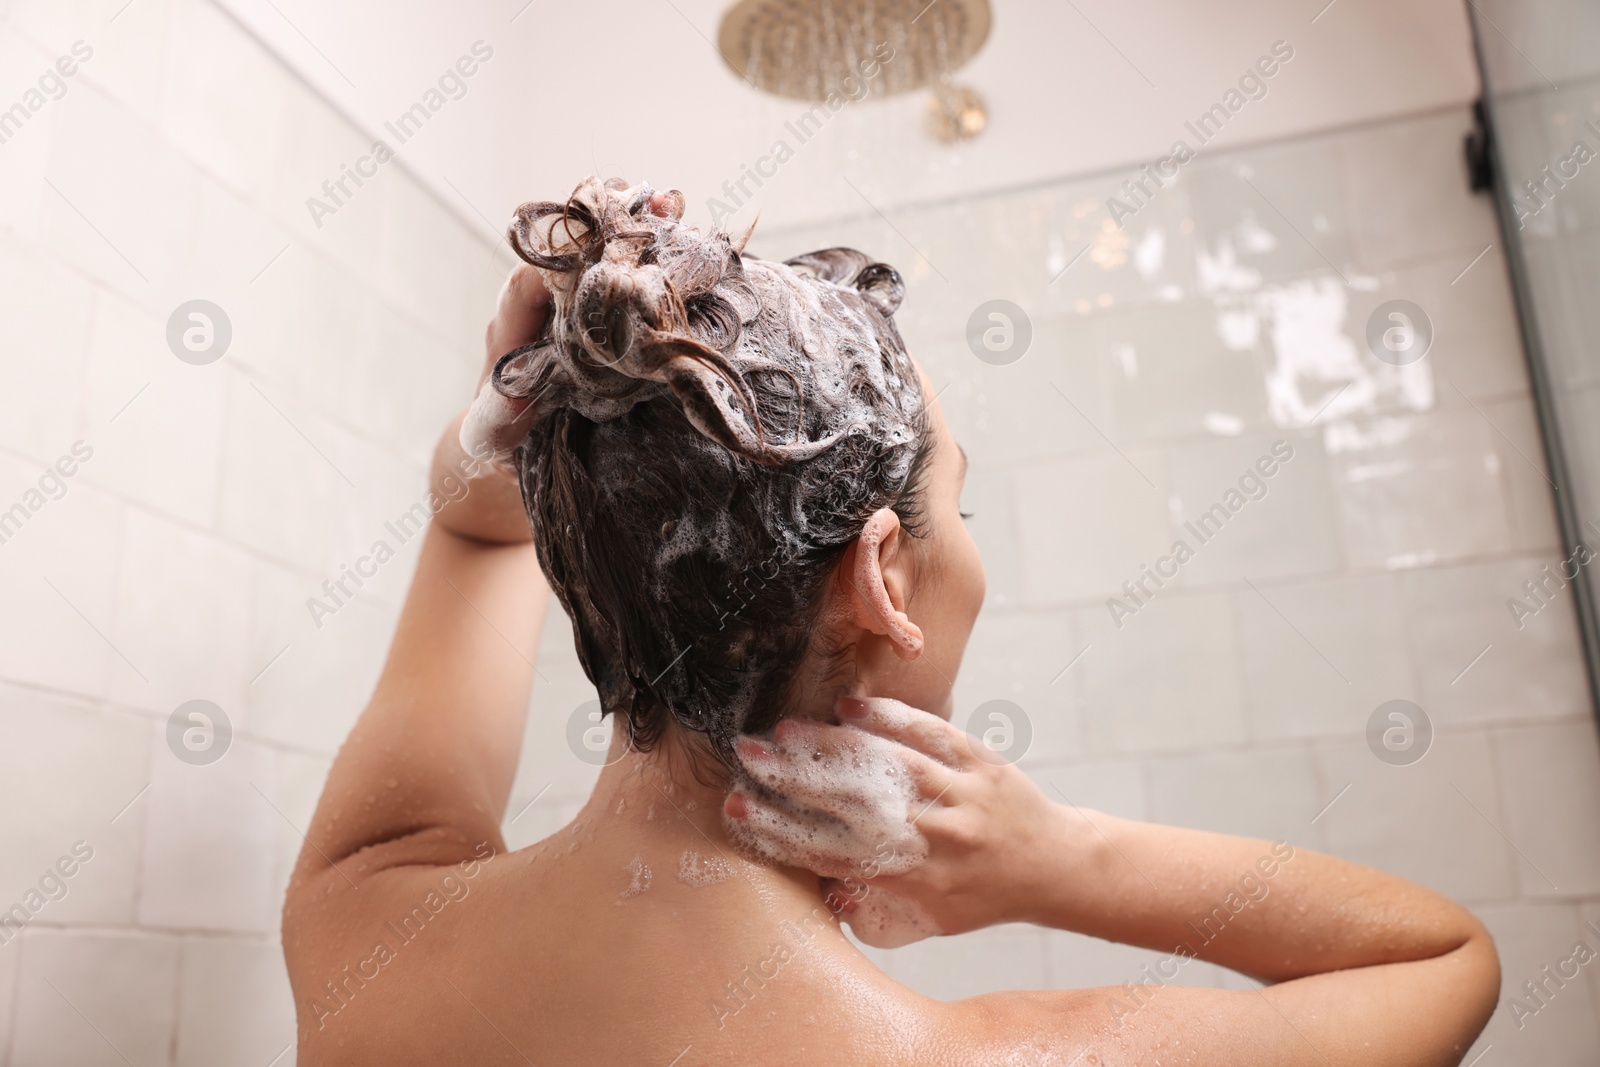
[292,523,549,891]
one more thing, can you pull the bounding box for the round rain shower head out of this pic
[717,0,992,102]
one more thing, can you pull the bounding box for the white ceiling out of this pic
[216,0,1481,236]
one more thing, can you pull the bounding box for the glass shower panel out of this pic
[1472,0,1600,709]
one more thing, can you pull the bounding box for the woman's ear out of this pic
[847,508,924,661]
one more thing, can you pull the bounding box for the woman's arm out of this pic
[729,697,1500,1064]
[1014,806,1489,984]
[288,266,553,883]
[995,809,1500,1065]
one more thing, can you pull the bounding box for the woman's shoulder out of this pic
[285,835,1117,1066]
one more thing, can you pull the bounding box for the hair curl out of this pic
[490,176,930,767]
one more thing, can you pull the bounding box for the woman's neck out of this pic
[567,730,823,904]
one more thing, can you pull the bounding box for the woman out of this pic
[283,179,1499,1065]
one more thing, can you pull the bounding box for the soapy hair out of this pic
[482,177,929,767]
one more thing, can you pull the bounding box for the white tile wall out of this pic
[10,929,180,1067]
[1014,446,1171,605]
[1046,928,1230,994]
[879,923,1050,1000]
[138,734,280,933]
[1145,746,1322,846]
[0,1,499,1059]
[0,944,14,1057]
[174,936,297,1067]
[1237,571,1415,740]
[1,1,1596,1056]
[1469,903,1600,1067]
[1313,729,1518,901]
[1495,721,1600,897]
[755,107,1600,1041]
[0,687,149,926]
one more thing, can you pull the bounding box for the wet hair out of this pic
[485,177,929,767]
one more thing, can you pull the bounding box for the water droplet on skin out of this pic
[616,798,626,815]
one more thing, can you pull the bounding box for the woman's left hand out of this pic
[723,695,1069,945]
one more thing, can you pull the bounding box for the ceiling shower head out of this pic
[716,0,993,104]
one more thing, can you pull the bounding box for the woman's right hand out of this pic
[723,695,1072,945]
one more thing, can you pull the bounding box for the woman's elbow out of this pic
[1453,914,1502,1041]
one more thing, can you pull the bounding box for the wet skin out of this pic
[283,261,1500,1066]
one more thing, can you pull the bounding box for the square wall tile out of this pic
[1494,721,1600,896]
[1340,109,1500,271]
[270,749,329,925]
[505,598,605,816]
[1314,729,1515,902]
[81,289,227,528]
[246,558,394,753]
[160,0,289,205]
[229,240,373,417]
[109,505,253,716]
[175,936,297,1067]
[216,368,339,572]
[933,314,1111,467]
[268,73,386,282]
[0,32,56,240]
[138,734,280,934]
[189,171,297,297]
[1485,396,1563,555]
[1039,172,1199,317]
[1096,301,1269,446]
[1165,430,1341,586]
[1047,928,1228,993]
[1077,591,1246,755]
[11,0,171,125]
[1324,409,1513,569]
[0,451,121,699]
[0,236,90,463]
[1238,571,1416,741]
[46,78,198,310]
[886,923,1049,1001]
[1027,759,1145,822]
[952,608,1080,765]
[347,315,477,466]
[322,428,427,602]
[1400,558,1589,725]
[1014,447,1170,605]
[1146,746,1321,846]
[375,174,480,345]
[1187,137,1354,284]
[11,928,179,1067]
[958,461,1024,610]
[0,932,15,1051]
[1404,247,1528,403]
[1252,271,1435,428]
[0,689,149,926]
[1467,903,1600,1067]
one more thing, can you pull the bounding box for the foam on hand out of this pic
[843,887,940,949]
[723,720,946,946]
[726,724,929,879]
